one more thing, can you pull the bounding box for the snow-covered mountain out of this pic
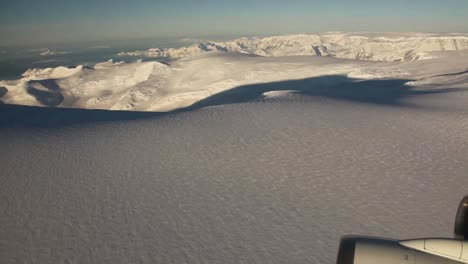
[1,33,468,112]
[119,33,468,62]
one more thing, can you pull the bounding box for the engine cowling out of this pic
[455,196,468,240]
[336,237,460,264]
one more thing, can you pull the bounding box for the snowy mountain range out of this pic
[119,33,468,62]
[1,33,468,112]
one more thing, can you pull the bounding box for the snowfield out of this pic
[1,84,468,264]
[1,33,468,112]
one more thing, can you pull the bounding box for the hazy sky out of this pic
[1,0,467,46]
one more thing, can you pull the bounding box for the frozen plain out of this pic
[1,92,468,263]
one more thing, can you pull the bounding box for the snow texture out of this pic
[1,33,468,264]
[1,89,468,264]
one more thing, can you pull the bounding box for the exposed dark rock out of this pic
[0,86,7,98]
[27,87,64,107]
[26,80,64,107]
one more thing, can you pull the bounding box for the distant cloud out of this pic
[40,49,69,56]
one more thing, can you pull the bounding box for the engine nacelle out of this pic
[337,237,461,264]
[337,196,468,264]
[455,196,468,240]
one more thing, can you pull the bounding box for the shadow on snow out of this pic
[1,74,466,127]
[184,74,465,110]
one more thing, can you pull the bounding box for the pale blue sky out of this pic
[1,0,467,46]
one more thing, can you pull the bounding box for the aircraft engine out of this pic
[336,237,460,264]
[455,196,468,240]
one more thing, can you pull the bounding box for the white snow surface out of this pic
[1,33,468,111]
[2,87,468,264]
[119,33,468,62]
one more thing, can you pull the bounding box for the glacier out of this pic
[2,78,468,264]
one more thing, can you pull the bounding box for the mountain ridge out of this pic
[119,33,468,62]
